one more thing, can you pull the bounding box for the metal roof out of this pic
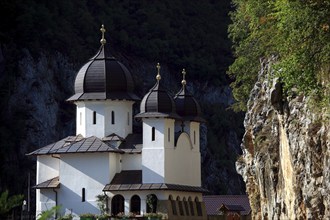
[135,81,181,119]
[67,45,140,102]
[218,204,245,212]
[27,135,123,156]
[174,87,205,122]
[203,195,251,216]
[33,176,60,189]
[103,170,208,193]
[118,133,142,150]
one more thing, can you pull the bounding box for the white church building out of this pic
[28,25,207,220]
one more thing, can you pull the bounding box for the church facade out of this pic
[28,25,207,220]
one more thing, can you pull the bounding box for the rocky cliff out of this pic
[237,58,330,219]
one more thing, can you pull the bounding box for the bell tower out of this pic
[67,25,139,139]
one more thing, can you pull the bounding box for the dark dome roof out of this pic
[135,75,180,119]
[174,87,205,122]
[67,45,139,101]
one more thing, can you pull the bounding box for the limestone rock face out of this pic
[237,59,330,219]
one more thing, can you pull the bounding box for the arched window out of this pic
[151,127,155,141]
[111,195,124,216]
[169,195,177,215]
[130,195,141,215]
[146,194,158,213]
[111,111,115,124]
[93,111,96,124]
[82,188,85,202]
[177,196,184,216]
[183,197,189,216]
[195,197,202,216]
[189,197,195,216]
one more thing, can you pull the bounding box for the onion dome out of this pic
[67,25,139,101]
[173,69,205,122]
[135,63,180,119]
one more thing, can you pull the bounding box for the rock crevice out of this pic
[237,58,330,219]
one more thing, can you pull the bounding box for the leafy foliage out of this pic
[228,0,330,111]
[0,190,24,217]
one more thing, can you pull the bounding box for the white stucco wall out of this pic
[37,155,60,183]
[141,118,201,186]
[36,155,60,216]
[141,118,175,183]
[75,100,134,139]
[121,154,142,170]
[57,153,113,216]
[36,189,57,217]
[164,133,201,186]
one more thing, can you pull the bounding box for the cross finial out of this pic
[100,24,107,45]
[156,63,161,81]
[181,68,187,87]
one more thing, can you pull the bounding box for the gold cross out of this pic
[181,68,187,86]
[156,63,161,81]
[100,24,106,45]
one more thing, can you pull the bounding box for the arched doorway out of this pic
[111,194,124,216]
[130,195,141,215]
[146,194,158,213]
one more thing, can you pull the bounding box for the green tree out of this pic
[228,0,330,111]
[0,190,24,218]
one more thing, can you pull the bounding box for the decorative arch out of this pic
[183,197,190,216]
[188,196,195,216]
[175,132,193,149]
[146,194,158,213]
[130,195,141,215]
[111,194,124,216]
[169,195,177,215]
[195,196,202,216]
[177,196,184,216]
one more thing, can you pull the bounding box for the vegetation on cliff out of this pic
[228,0,330,111]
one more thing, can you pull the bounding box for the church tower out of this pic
[135,63,180,183]
[67,25,139,139]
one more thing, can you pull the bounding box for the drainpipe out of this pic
[53,189,58,219]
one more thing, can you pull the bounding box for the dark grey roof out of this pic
[27,135,123,155]
[135,80,181,119]
[110,170,142,184]
[104,183,208,193]
[118,133,142,150]
[174,86,205,122]
[104,170,208,193]
[67,45,139,101]
[33,177,60,189]
[203,195,251,216]
[218,204,245,212]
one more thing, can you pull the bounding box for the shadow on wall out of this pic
[57,184,100,217]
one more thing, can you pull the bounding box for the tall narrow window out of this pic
[168,128,170,142]
[93,111,96,124]
[82,188,85,202]
[152,127,155,141]
[80,112,82,126]
[111,111,115,124]
[127,112,130,125]
[193,131,196,145]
